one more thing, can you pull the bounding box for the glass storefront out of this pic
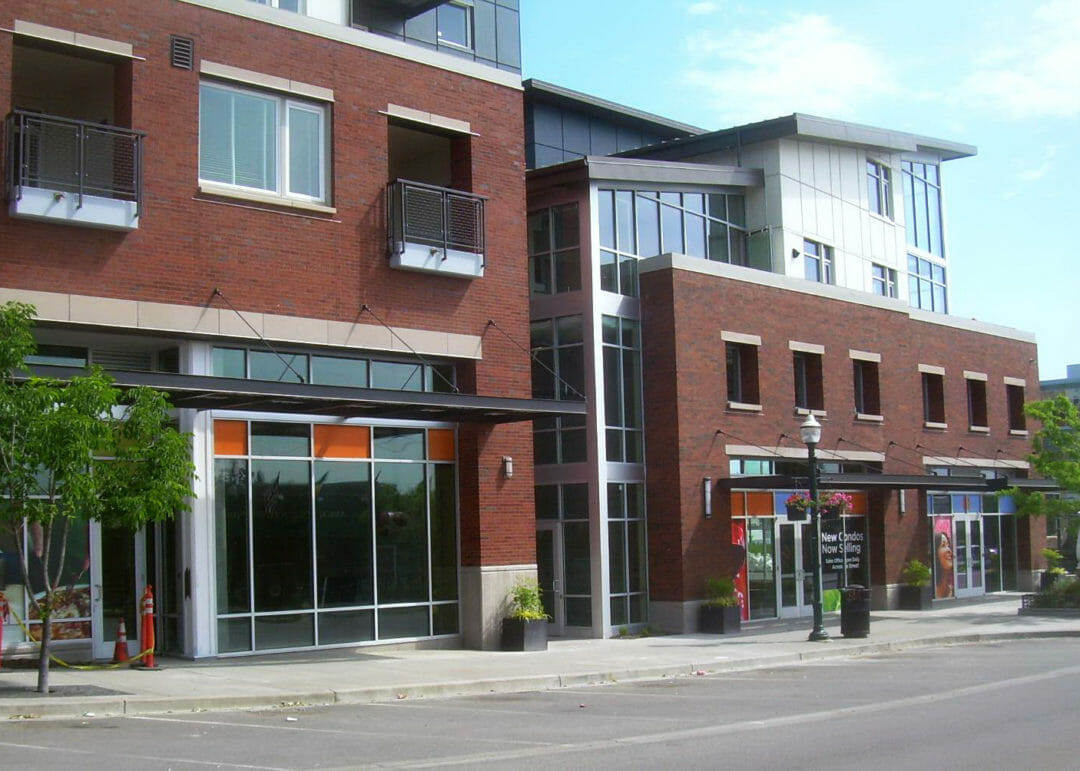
[213,419,458,653]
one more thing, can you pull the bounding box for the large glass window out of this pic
[902,161,944,257]
[597,188,750,296]
[531,316,587,465]
[213,420,457,653]
[872,263,897,298]
[908,254,947,313]
[437,1,473,50]
[608,483,647,627]
[199,81,328,203]
[528,203,581,295]
[602,316,643,464]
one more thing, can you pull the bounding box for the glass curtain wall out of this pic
[213,420,457,653]
[607,482,646,626]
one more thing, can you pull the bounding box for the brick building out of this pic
[525,93,1051,636]
[0,0,578,660]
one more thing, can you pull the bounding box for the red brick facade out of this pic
[0,1,535,567]
[640,264,1044,603]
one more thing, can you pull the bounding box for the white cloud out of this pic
[1017,144,1060,182]
[687,2,718,15]
[962,0,1080,119]
[682,14,896,126]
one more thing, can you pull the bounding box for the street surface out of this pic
[1,638,1076,770]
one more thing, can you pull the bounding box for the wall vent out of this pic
[170,35,195,70]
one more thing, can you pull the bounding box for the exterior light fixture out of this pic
[799,414,829,642]
[502,455,513,479]
[703,477,713,519]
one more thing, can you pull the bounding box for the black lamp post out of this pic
[800,414,829,642]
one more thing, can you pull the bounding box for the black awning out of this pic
[21,365,586,425]
[721,472,1058,493]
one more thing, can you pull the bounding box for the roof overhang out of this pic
[20,365,586,424]
[721,473,1058,493]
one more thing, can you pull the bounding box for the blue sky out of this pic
[520,0,1077,380]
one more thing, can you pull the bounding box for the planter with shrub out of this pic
[501,579,548,651]
[699,577,741,634]
[898,559,933,610]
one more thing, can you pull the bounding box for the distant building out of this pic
[1041,364,1080,408]
[525,90,1052,636]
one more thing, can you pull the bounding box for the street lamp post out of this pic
[800,414,829,642]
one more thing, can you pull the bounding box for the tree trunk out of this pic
[36,603,51,694]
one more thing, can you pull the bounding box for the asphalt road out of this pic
[2,639,1077,770]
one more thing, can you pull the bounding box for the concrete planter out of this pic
[699,605,741,634]
[898,585,934,610]
[501,618,548,651]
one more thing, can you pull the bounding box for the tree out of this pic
[1006,394,1080,525]
[0,302,194,693]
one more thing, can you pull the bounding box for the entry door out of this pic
[777,521,814,618]
[536,521,564,635]
[90,523,146,659]
[953,516,984,598]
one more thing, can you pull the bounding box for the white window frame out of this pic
[437,1,474,51]
[803,238,834,285]
[872,263,897,298]
[199,79,329,205]
[867,159,892,219]
[251,0,307,13]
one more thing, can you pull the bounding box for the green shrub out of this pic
[507,580,547,621]
[704,577,739,608]
[1032,575,1080,608]
[900,559,932,587]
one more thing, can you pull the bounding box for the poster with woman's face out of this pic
[933,517,955,599]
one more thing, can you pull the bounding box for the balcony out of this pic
[5,110,144,231]
[386,179,486,279]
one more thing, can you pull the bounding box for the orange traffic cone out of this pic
[113,618,130,663]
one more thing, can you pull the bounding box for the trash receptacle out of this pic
[840,585,870,638]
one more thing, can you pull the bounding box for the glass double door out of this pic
[777,520,814,618]
[90,523,146,660]
[952,516,984,598]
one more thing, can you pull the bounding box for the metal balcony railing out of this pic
[5,109,145,214]
[386,178,486,259]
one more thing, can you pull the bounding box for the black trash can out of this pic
[840,585,870,638]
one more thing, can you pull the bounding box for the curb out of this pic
[3,629,1078,721]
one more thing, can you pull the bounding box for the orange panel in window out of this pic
[746,491,773,515]
[428,429,455,461]
[730,492,746,517]
[214,420,248,456]
[848,492,868,515]
[314,425,370,458]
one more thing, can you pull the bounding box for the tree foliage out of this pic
[1006,394,1080,519]
[0,302,195,692]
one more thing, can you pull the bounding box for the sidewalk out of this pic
[2,594,1076,720]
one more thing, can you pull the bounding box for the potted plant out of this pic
[898,558,933,610]
[501,579,548,651]
[785,493,811,521]
[1041,548,1067,591]
[699,577,741,633]
[784,491,853,520]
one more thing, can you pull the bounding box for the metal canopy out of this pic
[21,365,586,425]
[721,473,1058,493]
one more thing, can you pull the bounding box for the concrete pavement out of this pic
[1,593,1075,721]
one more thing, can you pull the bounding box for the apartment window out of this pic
[853,360,881,416]
[726,342,760,406]
[803,239,834,284]
[966,377,988,430]
[922,372,946,425]
[199,81,328,203]
[872,264,898,298]
[793,351,824,411]
[528,204,581,295]
[1007,383,1027,432]
[867,159,892,219]
[908,255,947,313]
[902,161,944,257]
[437,1,473,49]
